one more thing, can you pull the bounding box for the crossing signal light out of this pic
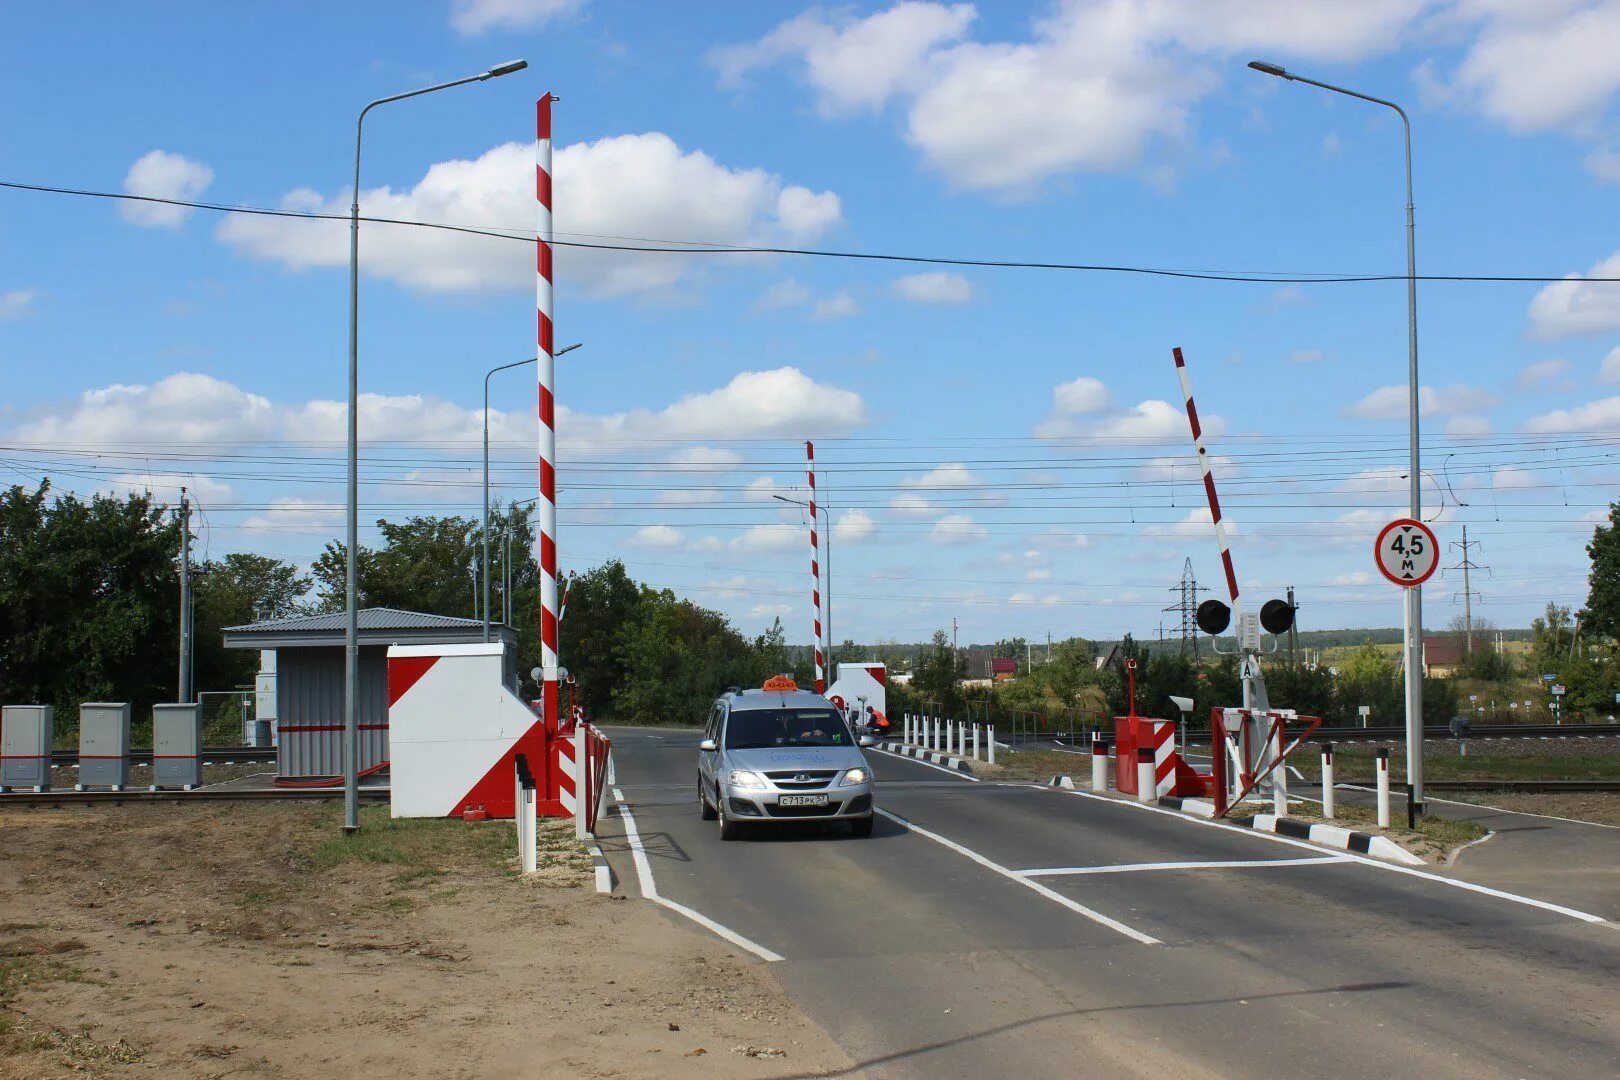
[1196,599,1231,635]
[1260,598,1296,635]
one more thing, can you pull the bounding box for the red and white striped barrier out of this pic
[1173,346,1239,618]
[1115,718,1177,799]
[536,93,561,737]
[807,440,824,694]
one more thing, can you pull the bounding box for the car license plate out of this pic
[778,794,827,807]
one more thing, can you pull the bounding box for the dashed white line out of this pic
[1013,856,1350,877]
[611,788,784,963]
[873,807,1161,946]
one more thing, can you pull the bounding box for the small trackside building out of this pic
[222,608,518,780]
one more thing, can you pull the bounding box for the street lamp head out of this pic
[1247,60,1291,80]
[556,342,583,356]
[483,59,529,80]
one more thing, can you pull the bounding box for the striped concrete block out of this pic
[873,742,975,775]
[1248,813,1425,866]
[1157,795,1217,818]
[587,839,614,894]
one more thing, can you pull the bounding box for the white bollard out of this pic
[516,762,538,875]
[957,722,966,758]
[1091,738,1108,792]
[987,725,996,765]
[1136,747,1156,804]
[931,717,939,751]
[1321,744,1335,819]
[972,724,981,762]
[1375,746,1391,829]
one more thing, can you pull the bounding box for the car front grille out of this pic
[765,769,838,791]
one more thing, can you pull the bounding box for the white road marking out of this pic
[1336,784,1620,831]
[873,807,1161,946]
[611,788,785,963]
[1039,784,1608,925]
[1444,831,1499,868]
[872,745,980,782]
[1013,856,1350,877]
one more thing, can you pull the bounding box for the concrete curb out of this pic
[1049,775,1076,789]
[587,839,615,893]
[1246,813,1426,866]
[1157,795,1217,818]
[876,741,975,775]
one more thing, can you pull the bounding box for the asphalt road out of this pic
[597,725,1620,1079]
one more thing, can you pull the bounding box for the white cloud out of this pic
[1524,395,1620,433]
[108,472,234,505]
[218,134,840,297]
[901,462,981,490]
[559,367,867,452]
[1052,376,1112,416]
[711,1,977,115]
[756,278,811,310]
[1529,252,1620,338]
[731,522,802,553]
[450,0,584,34]
[1342,383,1500,420]
[668,446,743,470]
[1600,346,1620,383]
[1587,146,1620,182]
[1332,571,1372,586]
[1026,567,1052,582]
[1445,415,1493,436]
[889,492,936,517]
[629,524,685,549]
[14,372,276,446]
[282,392,498,445]
[1338,468,1407,494]
[717,1,1429,192]
[121,150,214,228]
[1044,398,1212,442]
[1517,357,1573,389]
[750,603,794,617]
[655,487,723,506]
[894,271,974,304]
[1144,507,1236,540]
[241,497,344,535]
[0,287,38,320]
[930,513,987,543]
[812,293,861,320]
[1423,1,1620,134]
[835,508,875,542]
[1492,466,1541,490]
[1288,349,1326,364]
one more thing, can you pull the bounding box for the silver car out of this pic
[698,684,876,839]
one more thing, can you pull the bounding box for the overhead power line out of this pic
[6,179,1620,286]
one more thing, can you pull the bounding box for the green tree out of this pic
[910,629,962,710]
[193,553,310,694]
[1582,502,1620,641]
[0,482,179,737]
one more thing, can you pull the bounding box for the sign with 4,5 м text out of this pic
[1374,518,1439,588]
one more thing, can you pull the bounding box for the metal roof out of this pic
[223,608,515,650]
[224,608,483,634]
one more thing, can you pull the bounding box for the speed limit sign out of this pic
[1374,518,1438,587]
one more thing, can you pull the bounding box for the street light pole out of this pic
[343,59,527,836]
[481,343,580,643]
[1247,59,1425,812]
[773,492,832,679]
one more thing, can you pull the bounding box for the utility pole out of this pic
[1445,526,1488,653]
[177,487,193,703]
[1286,585,1298,666]
[1046,630,1052,664]
[1163,558,1208,657]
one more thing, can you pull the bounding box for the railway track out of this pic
[1031,722,1620,746]
[1337,778,1620,794]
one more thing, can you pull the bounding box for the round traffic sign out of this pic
[1374,518,1439,587]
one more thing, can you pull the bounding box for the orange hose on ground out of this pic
[272,761,390,788]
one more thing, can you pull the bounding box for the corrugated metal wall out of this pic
[275,646,389,778]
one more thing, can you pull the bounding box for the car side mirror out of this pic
[698,738,717,752]
[858,735,875,748]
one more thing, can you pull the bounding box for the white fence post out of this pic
[1375,746,1391,829]
[1136,748,1155,804]
[516,758,537,875]
[987,725,996,765]
[1321,743,1334,819]
[972,724,981,762]
[1091,738,1108,792]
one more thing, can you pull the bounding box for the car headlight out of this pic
[729,770,767,790]
[839,768,870,786]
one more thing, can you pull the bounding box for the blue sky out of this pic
[4,0,1620,646]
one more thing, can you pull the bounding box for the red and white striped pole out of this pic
[807,440,824,694]
[536,95,559,733]
[1172,346,1240,619]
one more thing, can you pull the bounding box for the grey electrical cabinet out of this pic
[1,705,53,792]
[152,703,203,790]
[77,702,132,790]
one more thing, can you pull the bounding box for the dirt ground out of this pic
[0,802,854,1079]
[1440,790,1620,827]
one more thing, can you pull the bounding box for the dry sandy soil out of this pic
[0,802,854,1079]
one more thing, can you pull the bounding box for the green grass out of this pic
[1289,747,1620,783]
[308,806,517,874]
[1299,799,1488,849]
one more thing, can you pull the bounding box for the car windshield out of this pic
[725,709,853,750]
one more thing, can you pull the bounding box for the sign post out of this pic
[1374,517,1438,816]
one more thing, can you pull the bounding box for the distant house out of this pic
[959,646,993,681]
[991,657,1018,681]
[1422,636,1466,677]
[1095,643,1125,672]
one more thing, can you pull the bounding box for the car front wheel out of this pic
[699,779,717,820]
[718,799,742,841]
